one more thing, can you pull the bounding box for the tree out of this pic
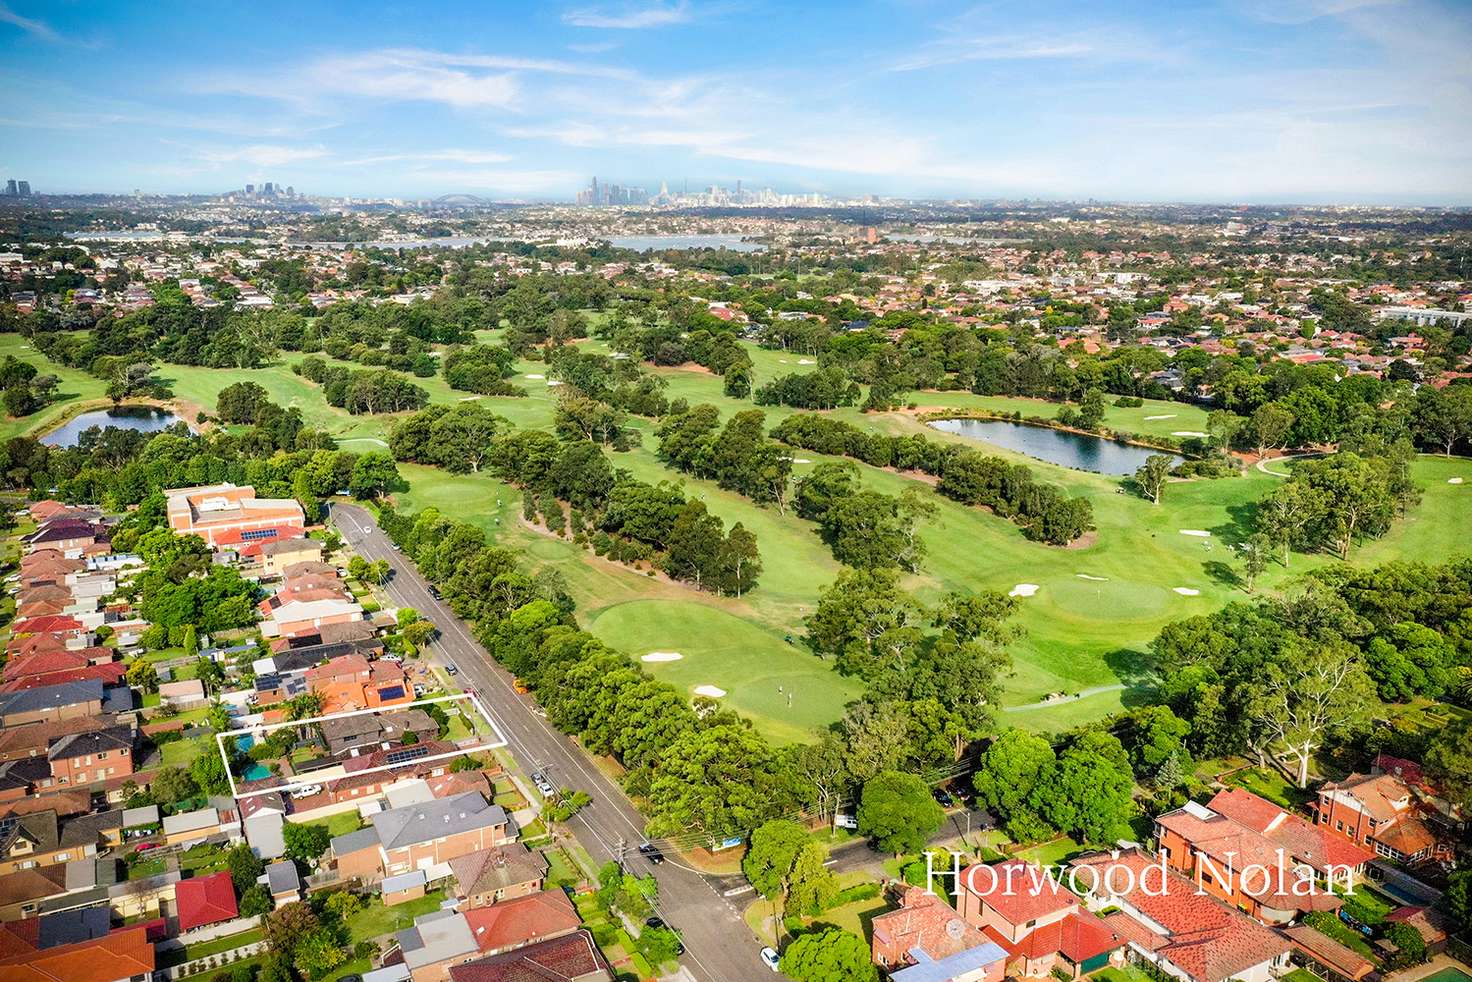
[350,450,400,498]
[856,770,944,857]
[1240,533,1272,593]
[742,819,808,918]
[1249,644,1376,787]
[972,729,1055,840]
[125,658,159,693]
[1446,869,1472,936]
[806,568,924,676]
[787,841,838,916]
[1424,718,1472,814]
[1248,403,1295,456]
[1134,454,1173,504]
[263,902,319,959]
[282,822,332,863]
[780,928,878,982]
[239,884,273,917]
[1032,733,1137,844]
[150,766,197,806]
[226,842,264,895]
[191,747,232,796]
[293,925,347,979]
[1382,921,1427,969]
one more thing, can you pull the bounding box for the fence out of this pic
[153,940,267,980]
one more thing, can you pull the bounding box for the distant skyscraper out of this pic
[4,180,15,196]
[17,181,31,197]
[245,183,255,195]
[263,182,274,194]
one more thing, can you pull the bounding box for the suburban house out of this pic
[175,871,238,933]
[0,922,154,982]
[955,860,1124,978]
[259,536,325,576]
[331,792,513,883]
[1155,790,1368,923]
[164,483,305,554]
[0,681,107,727]
[320,708,438,756]
[306,655,410,714]
[445,930,611,982]
[1316,770,1455,864]
[1280,924,1375,982]
[262,860,301,904]
[0,810,122,875]
[1071,849,1293,982]
[40,726,134,789]
[260,596,366,641]
[872,885,1007,981]
[448,846,549,909]
[393,890,582,982]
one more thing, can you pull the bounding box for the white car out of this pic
[760,947,781,972]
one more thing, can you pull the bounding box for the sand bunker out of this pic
[1450,478,1465,485]
[546,379,563,386]
[1172,587,1201,596]
[693,685,727,698]
[525,373,545,380]
[642,651,683,663]
[1180,529,1211,537]
[1076,574,1108,582]
[1144,414,1176,420]
[793,458,813,464]
[1009,583,1040,597]
[798,359,816,365]
[1172,431,1209,438]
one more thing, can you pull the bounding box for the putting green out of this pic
[588,598,863,745]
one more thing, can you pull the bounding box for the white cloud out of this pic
[562,1,690,29]
[404,167,581,193]
[194,144,330,167]
[344,149,513,166]
[0,2,59,42]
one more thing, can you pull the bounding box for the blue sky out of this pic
[1,0,1469,203]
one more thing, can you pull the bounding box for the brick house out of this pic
[953,860,1124,978]
[41,726,134,789]
[872,885,1007,981]
[449,845,549,909]
[1316,772,1452,863]
[331,792,512,883]
[1071,849,1292,982]
[1155,791,1369,923]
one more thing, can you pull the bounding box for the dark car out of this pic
[646,916,665,930]
[637,842,665,865]
[933,788,956,807]
[428,585,441,600]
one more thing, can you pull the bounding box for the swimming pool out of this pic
[1419,968,1472,982]
[241,763,271,781]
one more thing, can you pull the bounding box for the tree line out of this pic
[772,412,1094,545]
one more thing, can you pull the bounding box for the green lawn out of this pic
[0,334,110,441]
[159,735,208,767]
[1222,766,1314,810]
[343,889,446,942]
[293,810,366,838]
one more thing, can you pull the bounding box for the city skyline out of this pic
[1,0,1470,204]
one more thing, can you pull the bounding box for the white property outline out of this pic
[215,692,508,801]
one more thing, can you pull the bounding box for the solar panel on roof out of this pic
[383,745,430,766]
[377,685,405,700]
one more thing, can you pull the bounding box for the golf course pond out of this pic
[41,406,188,447]
[928,418,1183,475]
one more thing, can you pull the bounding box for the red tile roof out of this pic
[175,871,238,932]
[1281,925,1374,980]
[960,859,1078,927]
[462,889,580,954]
[448,929,609,982]
[872,886,989,966]
[1071,850,1289,982]
[0,925,153,982]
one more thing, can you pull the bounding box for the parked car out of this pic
[833,813,858,830]
[933,788,956,807]
[760,947,781,972]
[512,678,530,694]
[445,663,459,676]
[135,843,158,853]
[428,585,441,599]
[532,772,556,796]
[646,917,665,930]
[637,842,665,865]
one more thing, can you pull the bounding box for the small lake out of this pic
[928,418,1182,476]
[609,234,765,252]
[42,406,187,448]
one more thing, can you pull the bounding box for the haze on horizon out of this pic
[1,0,1469,206]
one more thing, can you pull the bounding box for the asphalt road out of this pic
[331,503,771,982]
